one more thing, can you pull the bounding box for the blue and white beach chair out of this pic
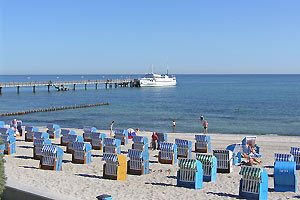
[66,135,84,154]
[114,129,129,145]
[156,132,167,150]
[40,145,64,171]
[127,149,149,175]
[195,134,211,153]
[33,138,52,159]
[83,126,97,142]
[60,129,76,146]
[158,142,177,165]
[47,123,61,139]
[290,147,300,170]
[196,154,217,182]
[177,158,203,189]
[25,126,39,142]
[132,136,148,151]
[274,153,297,192]
[213,149,234,173]
[103,138,121,154]
[91,132,106,150]
[239,166,268,200]
[0,134,16,155]
[175,139,192,158]
[72,142,92,164]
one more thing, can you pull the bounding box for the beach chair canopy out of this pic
[83,126,97,133]
[195,134,210,142]
[128,149,143,159]
[196,154,214,164]
[290,147,300,155]
[175,139,191,147]
[25,126,39,133]
[133,136,147,144]
[42,145,57,154]
[274,153,294,162]
[102,153,118,162]
[239,166,262,178]
[47,123,60,130]
[179,158,198,170]
[160,142,176,151]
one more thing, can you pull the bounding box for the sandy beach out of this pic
[4,128,300,200]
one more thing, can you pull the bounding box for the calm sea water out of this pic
[0,74,300,135]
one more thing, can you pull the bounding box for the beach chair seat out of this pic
[132,136,148,151]
[195,134,211,153]
[83,126,97,142]
[25,126,39,142]
[103,138,121,154]
[239,166,268,200]
[177,158,203,189]
[158,142,177,165]
[196,154,217,182]
[290,147,300,170]
[102,153,127,180]
[127,149,149,175]
[33,138,52,159]
[213,150,233,173]
[91,132,106,150]
[114,129,129,145]
[47,123,61,139]
[71,142,92,164]
[0,134,16,155]
[274,153,297,192]
[175,139,192,158]
[40,145,64,171]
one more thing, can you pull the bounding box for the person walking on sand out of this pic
[172,120,176,133]
[203,120,208,134]
[110,121,114,136]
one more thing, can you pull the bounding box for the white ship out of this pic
[139,72,176,87]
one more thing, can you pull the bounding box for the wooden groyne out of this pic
[0,102,109,116]
[0,79,140,94]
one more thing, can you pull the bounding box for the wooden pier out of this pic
[0,79,140,94]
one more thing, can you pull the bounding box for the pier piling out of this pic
[85,84,87,90]
[17,86,20,93]
[33,86,36,93]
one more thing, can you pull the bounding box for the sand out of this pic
[4,128,300,200]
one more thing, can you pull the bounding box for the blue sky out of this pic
[1,0,300,74]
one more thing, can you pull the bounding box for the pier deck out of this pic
[0,79,140,94]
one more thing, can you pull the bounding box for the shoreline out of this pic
[4,127,300,199]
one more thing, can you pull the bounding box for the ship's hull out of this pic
[139,79,176,87]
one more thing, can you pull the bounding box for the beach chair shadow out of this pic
[92,154,102,158]
[16,139,25,142]
[75,173,103,179]
[293,195,300,199]
[206,192,240,199]
[19,165,39,170]
[121,150,128,154]
[18,145,33,149]
[167,175,176,179]
[145,182,174,187]
[268,173,274,178]
[149,160,158,164]
[264,165,274,169]
[15,155,33,160]
[62,160,72,163]
[268,188,275,192]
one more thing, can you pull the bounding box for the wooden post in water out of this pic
[47,85,50,92]
[115,83,117,88]
[73,84,76,90]
[17,86,20,93]
[95,83,98,90]
[0,87,2,94]
[33,85,36,93]
[85,84,87,90]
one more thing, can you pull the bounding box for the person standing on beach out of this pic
[172,120,176,132]
[203,120,208,134]
[151,132,158,150]
[110,121,114,136]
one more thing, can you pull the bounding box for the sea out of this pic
[0,74,300,135]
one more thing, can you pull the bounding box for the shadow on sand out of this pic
[145,182,175,187]
[17,145,33,149]
[75,173,103,179]
[206,192,240,199]
[19,165,39,170]
[15,155,33,160]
